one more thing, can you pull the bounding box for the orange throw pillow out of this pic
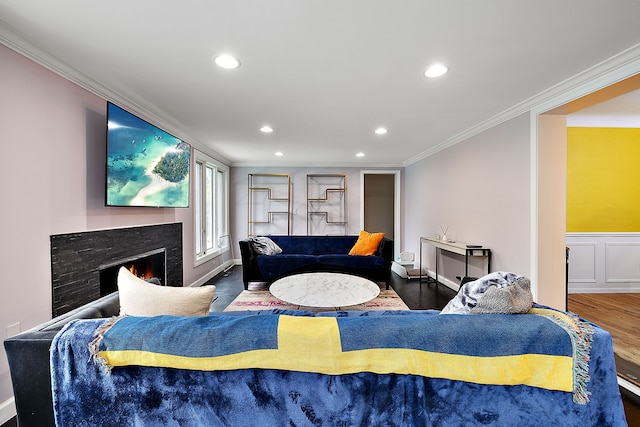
[348,230,385,256]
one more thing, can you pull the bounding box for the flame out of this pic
[127,263,153,280]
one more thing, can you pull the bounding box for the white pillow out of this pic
[117,267,215,316]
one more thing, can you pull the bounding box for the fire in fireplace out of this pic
[99,248,166,296]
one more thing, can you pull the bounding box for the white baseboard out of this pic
[619,376,640,397]
[0,397,16,425]
[188,259,238,288]
[425,269,460,292]
[569,286,640,294]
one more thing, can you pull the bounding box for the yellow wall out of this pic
[567,127,640,232]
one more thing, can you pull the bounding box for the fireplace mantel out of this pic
[50,223,183,316]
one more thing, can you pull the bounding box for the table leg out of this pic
[465,250,469,277]
[419,241,423,287]
[434,247,439,288]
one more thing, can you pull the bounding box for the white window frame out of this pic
[193,150,229,266]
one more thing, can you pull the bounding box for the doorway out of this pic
[360,170,401,259]
[535,72,640,395]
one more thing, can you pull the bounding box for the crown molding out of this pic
[0,22,231,166]
[230,160,405,168]
[404,42,640,167]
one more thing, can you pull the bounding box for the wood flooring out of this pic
[568,293,640,386]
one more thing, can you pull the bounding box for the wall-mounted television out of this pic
[106,102,190,208]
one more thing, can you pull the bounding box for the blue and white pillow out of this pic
[440,271,532,315]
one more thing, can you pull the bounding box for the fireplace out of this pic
[99,248,166,296]
[50,223,183,317]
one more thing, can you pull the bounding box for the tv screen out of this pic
[106,102,190,208]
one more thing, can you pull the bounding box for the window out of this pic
[194,150,229,265]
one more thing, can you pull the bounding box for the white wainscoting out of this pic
[567,233,640,293]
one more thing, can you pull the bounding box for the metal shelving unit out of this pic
[306,174,347,235]
[248,174,291,236]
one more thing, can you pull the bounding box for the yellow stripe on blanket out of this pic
[100,316,573,392]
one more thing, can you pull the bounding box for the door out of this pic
[361,170,400,260]
[363,174,395,239]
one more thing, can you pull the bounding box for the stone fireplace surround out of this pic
[50,223,183,317]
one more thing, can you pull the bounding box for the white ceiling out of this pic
[1,1,640,167]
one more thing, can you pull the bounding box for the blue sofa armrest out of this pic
[239,239,263,289]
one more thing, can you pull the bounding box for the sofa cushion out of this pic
[256,254,319,280]
[318,254,385,269]
[118,267,215,317]
[269,236,357,255]
[348,230,385,256]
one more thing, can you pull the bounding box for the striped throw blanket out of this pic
[90,309,593,403]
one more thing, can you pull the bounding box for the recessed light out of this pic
[424,64,448,78]
[260,125,273,133]
[374,127,387,135]
[356,152,365,157]
[275,151,284,157]
[214,54,241,69]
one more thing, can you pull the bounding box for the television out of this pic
[106,102,190,208]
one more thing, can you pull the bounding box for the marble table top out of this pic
[269,272,380,308]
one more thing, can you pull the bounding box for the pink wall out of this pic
[403,114,531,285]
[0,44,223,403]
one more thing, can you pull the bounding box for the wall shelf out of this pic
[307,174,347,235]
[248,174,291,236]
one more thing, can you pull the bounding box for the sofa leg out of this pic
[244,281,249,290]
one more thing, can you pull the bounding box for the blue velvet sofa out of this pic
[239,235,393,290]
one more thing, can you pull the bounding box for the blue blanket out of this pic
[51,310,627,427]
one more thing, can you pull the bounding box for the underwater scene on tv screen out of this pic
[106,103,190,207]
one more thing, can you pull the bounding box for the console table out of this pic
[419,237,491,287]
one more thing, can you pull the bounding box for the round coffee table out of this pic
[269,272,380,308]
